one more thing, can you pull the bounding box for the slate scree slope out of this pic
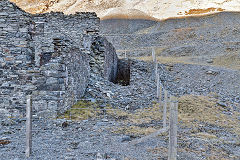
[0,0,121,118]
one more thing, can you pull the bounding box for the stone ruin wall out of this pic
[0,0,33,118]
[0,0,118,118]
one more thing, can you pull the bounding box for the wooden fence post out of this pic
[155,62,158,83]
[152,47,156,62]
[163,89,168,128]
[152,47,158,83]
[156,73,160,99]
[26,95,32,157]
[168,96,178,160]
[159,84,162,104]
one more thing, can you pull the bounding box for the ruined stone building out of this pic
[0,0,118,118]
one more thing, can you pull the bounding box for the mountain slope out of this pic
[9,0,240,20]
[100,12,240,70]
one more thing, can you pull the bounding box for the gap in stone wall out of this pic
[115,59,131,86]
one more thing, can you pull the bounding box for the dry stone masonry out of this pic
[0,0,119,118]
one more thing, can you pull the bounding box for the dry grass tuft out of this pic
[178,95,240,136]
[185,8,224,15]
[191,132,218,139]
[107,103,164,135]
[59,100,101,120]
[147,146,168,156]
[107,102,163,124]
[213,52,240,70]
[134,55,194,65]
[113,126,157,136]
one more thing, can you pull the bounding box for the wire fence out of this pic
[0,49,179,159]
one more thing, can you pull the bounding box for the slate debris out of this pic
[85,59,240,110]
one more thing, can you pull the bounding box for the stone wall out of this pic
[0,0,118,118]
[30,12,99,117]
[31,38,91,117]
[0,1,34,117]
[90,36,118,82]
[32,12,99,67]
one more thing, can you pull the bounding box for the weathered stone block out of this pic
[48,101,58,111]
[36,110,57,118]
[33,100,47,112]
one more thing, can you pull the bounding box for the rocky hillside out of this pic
[101,12,240,70]
[9,0,240,20]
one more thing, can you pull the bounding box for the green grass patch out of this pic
[60,100,101,120]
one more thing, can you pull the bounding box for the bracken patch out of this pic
[185,8,225,15]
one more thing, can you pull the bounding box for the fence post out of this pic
[26,95,32,158]
[152,47,158,83]
[156,73,160,99]
[159,84,162,105]
[168,96,178,160]
[163,89,168,128]
[155,62,158,83]
[152,47,156,62]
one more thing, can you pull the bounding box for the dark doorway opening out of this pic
[115,59,130,86]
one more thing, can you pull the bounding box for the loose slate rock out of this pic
[62,121,69,128]
[217,101,228,108]
[206,70,219,75]
[121,136,131,142]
